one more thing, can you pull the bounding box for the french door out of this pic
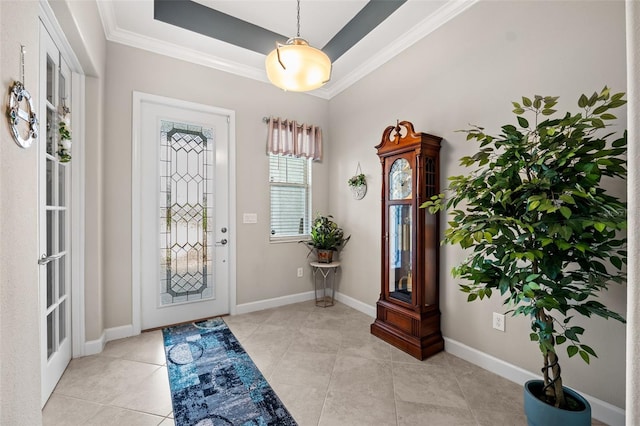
[39,24,72,406]
[137,94,232,330]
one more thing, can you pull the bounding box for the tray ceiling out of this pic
[97,0,477,98]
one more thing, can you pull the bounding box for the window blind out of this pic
[269,154,310,239]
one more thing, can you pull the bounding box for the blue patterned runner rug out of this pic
[163,318,297,426]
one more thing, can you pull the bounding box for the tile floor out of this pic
[43,300,607,425]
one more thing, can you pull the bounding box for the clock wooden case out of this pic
[370,121,444,360]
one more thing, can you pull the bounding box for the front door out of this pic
[138,94,231,330]
[39,24,72,406]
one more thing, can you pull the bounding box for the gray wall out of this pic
[102,43,331,328]
[0,2,42,423]
[328,1,627,408]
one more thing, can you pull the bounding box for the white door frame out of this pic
[39,1,86,358]
[131,92,237,334]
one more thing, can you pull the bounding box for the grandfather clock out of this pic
[370,121,444,360]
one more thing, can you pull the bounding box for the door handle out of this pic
[216,238,228,246]
[38,253,63,265]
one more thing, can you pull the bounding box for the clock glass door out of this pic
[389,204,412,304]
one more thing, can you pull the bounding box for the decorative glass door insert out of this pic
[159,121,215,306]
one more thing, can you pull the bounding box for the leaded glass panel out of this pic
[160,121,214,306]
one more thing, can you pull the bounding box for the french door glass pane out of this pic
[46,159,54,205]
[58,211,65,252]
[46,55,54,104]
[47,312,55,359]
[46,108,55,156]
[46,210,54,257]
[59,73,66,107]
[58,300,66,344]
[47,261,54,308]
[58,258,65,298]
[58,165,65,206]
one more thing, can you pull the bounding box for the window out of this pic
[269,154,311,241]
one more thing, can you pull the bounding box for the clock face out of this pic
[390,158,412,200]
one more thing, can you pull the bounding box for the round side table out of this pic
[310,261,341,307]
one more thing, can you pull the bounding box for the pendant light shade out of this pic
[265,1,332,92]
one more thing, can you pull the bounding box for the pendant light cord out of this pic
[296,0,301,37]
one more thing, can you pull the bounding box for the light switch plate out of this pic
[243,213,257,224]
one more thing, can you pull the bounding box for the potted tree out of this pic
[422,87,627,425]
[301,214,350,263]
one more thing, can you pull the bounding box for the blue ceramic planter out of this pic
[524,380,591,426]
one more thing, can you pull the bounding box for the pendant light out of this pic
[265,0,332,92]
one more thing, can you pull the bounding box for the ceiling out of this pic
[97,0,477,99]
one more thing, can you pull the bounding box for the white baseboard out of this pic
[105,324,135,342]
[83,332,106,356]
[82,325,137,357]
[334,291,376,318]
[235,291,315,314]
[444,337,625,426]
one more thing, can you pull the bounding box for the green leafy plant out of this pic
[58,120,72,163]
[348,173,366,187]
[422,87,627,409]
[301,214,350,252]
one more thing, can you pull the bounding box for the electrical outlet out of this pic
[493,312,505,332]
[297,267,303,278]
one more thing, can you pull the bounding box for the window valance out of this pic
[266,117,322,161]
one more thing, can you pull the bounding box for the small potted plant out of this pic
[58,119,72,163]
[348,171,367,200]
[301,214,350,263]
[423,87,627,425]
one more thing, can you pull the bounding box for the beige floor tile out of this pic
[42,394,103,426]
[263,308,313,328]
[241,324,296,348]
[84,405,164,426]
[303,310,349,330]
[46,302,613,426]
[318,389,397,426]
[449,355,525,414]
[389,345,447,366]
[54,356,159,404]
[339,333,393,361]
[224,320,259,341]
[270,350,336,389]
[241,340,290,379]
[288,327,341,354]
[339,315,376,341]
[393,362,467,408]
[110,366,173,417]
[101,330,166,365]
[270,382,326,426]
[396,400,477,426]
[328,355,394,400]
[473,408,528,426]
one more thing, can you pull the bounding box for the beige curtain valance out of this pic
[266,117,322,161]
